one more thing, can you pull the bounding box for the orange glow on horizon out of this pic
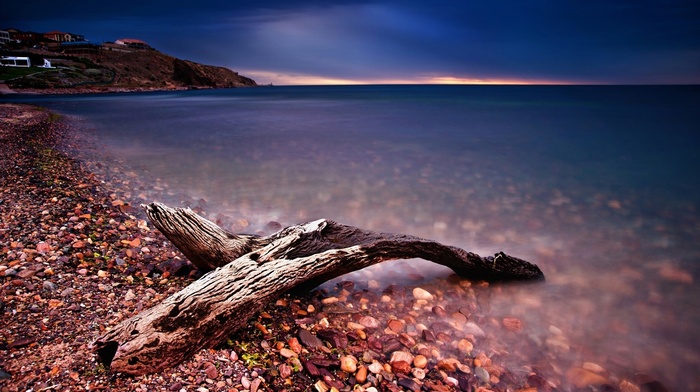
[240,70,579,86]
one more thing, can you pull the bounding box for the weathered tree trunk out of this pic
[93,203,544,375]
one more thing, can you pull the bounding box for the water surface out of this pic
[5,85,699,389]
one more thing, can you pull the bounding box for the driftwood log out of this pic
[93,202,544,375]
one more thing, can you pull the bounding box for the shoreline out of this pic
[0,104,666,392]
[0,84,252,96]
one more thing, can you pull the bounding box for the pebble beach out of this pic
[0,102,688,392]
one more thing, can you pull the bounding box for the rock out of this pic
[565,367,608,388]
[288,337,302,354]
[368,361,383,374]
[474,367,489,383]
[413,354,428,368]
[280,348,297,358]
[8,337,36,349]
[502,317,523,332]
[250,377,262,392]
[390,351,414,365]
[464,322,486,337]
[582,362,606,374]
[391,361,411,375]
[619,380,641,392]
[432,305,447,317]
[279,363,292,379]
[457,339,473,354]
[340,355,357,373]
[36,242,51,253]
[359,315,381,329]
[387,319,404,333]
[437,359,459,372]
[412,367,426,380]
[398,333,415,348]
[240,376,251,389]
[298,329,324,348]
[42,281,57,291]
[124,289,136,301]
[316,328,348,349]
[355,365,368,383]
[398,377,421,391]
[412,287,433,301]
[205,364,218,379]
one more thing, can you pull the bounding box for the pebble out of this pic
[339,355,357,373]
[566,367,608,388]
[412,287,433,301]
[279,348,297,358]
[368,361,383,374]
[413,354,428,368]
[474,366,490,383]
[359,315,381,329]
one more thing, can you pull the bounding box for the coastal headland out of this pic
[0,46,256,95]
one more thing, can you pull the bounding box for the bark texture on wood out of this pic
[93,203,544,375]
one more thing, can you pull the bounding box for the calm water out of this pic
[4,85,700,389]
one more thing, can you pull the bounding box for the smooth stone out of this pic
[359,315,381,329]
[566,368,608,388]
[474,366,490,383]
[412,287,433,301]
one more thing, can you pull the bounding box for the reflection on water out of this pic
[8,85,700,390]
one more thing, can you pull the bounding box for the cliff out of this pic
[0,47,256,93]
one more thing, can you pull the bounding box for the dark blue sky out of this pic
[4,0,699,85]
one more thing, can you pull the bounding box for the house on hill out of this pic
[9,29,44,45]
[115,38,151,50]
[44,31,84,42]
[0,30,10,46]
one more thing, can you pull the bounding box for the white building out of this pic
[0,30,11,45]
[0,56,31,67]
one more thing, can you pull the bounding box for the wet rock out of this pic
[502,317,523,332]
[391,361,411,375]
[412,287,433,301]
[389,351,414,365]
[474,366,489,383]
[413,354,427,368]
[432,305,447,317]
[298,329,324,349]
[387,319,404,333]
[464,322,486,337]
[566,367,608,388]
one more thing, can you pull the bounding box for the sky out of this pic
[3,0,699,85]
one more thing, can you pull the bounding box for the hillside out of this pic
[0,47,256,93]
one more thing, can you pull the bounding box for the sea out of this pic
[3,85,700,389]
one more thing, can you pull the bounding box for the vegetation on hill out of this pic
[0,47,256,92]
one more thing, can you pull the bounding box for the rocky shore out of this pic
[0,104,658,392]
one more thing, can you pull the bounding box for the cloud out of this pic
[4,0,699,84]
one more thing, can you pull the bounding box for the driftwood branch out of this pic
[93,202,544,375]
